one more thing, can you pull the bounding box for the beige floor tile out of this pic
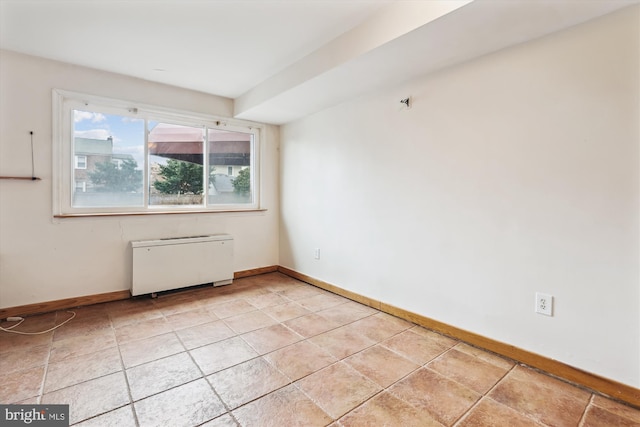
[207,357,289,409]
[73,405,137,427]
[457,397,544,426]
[126,352,201,401]
[309,324,375,359]
[223,310,276,334]
[200,413,238,426]
[264,340,336,381]
[389,367,480,426]
[164,308,219,331]
[0,365,45,403]
[119,332,185,368]
[49,328,117,363]
[295,293,349,312]
[0,343,50,375]
[114,316,171,344]
[0,329,53,354]
[339,391,444,427]
[382,329,453,365]
[175,320,236,350]
[316,302,376,325]
[208,299,257,319]
[408,326,458,347]
[240,324,301,354]
[347,312,412,343]
[277,285,323,301]
[296,362,381,419]
[233,384,331,427]
[453,342,515,371]
[108,305,164,329]
[591,395,640,424]
[488,365,591,427]
[134,379,226,427]
[44,346,122,393]
[345,344,418,388]
[52,310,112,342]
[243,292,289,309]
[190,336,258,375]
[283,313,340,338]
[581,404,640,427]
[262,301,312,322]
[152,295,204,317]
[427,348,511,394]
[41,371,130,424]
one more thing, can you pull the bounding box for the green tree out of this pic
[89,159,142,192]
[153,159,203,194]
[233,167,251,194]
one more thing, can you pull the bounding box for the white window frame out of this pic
[111,158,123,169]
[53,89,262,216]
[75,155,87,169]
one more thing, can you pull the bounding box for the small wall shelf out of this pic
[0,176,42,180]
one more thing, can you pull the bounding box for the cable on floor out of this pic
[0,311,76,335]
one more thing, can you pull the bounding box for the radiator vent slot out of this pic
[131,234,233,296]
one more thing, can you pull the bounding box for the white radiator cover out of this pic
[131,234,233,296]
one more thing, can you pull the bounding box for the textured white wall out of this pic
[0,50,279,308]
[280,7,639,387]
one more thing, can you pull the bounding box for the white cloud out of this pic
[74,129,111,140]
[74,111,107,123]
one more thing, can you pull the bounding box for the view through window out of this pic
[55,90,259,215]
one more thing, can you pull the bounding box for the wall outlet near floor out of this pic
[314,248,320,260]
[535,292,553,316]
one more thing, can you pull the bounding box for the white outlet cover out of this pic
[535,292,553,316]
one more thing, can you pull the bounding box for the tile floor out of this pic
[1,272,639,426]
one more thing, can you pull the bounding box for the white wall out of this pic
[280,6,639,387]
[0,50,279,308]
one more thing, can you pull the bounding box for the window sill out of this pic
[54,208,267,218]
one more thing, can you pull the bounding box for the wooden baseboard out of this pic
[0,266,280,319]
[234,265,279,279]
[0,290,131,319]
[277,266,640,409]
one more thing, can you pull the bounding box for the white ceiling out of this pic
[1,0,637,124]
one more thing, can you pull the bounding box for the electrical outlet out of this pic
[314,248,320,260]
[535,292,553,316]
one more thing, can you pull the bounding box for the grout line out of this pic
[577,394,596,427]
[36,311,57,404]
[112,306,140,427]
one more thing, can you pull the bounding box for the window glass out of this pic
[54,90,260,215]
[148,122,205,207]
[72,110,144,208]
[208,129,253,205]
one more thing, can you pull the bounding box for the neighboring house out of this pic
[73,136,134,192]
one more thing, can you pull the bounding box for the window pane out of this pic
[72,110,144,207]
[208,129,253,205]
[148,122,205,206]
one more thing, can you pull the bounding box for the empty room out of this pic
[0,0,639,426]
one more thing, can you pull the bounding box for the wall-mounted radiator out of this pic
[131,234,233,297]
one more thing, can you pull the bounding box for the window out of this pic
[53,90,260,215]
[75,155,87,169]
[75,181,86,193]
